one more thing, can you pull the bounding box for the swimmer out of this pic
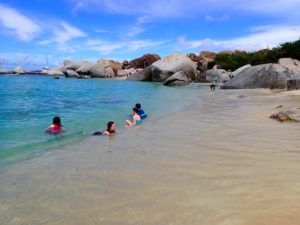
[210,84,215,90]
[126,107,141,127]
[46,116,64,134]
[93,121,116,136]
[135,103,147,119]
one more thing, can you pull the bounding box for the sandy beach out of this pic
[1,87,300,225]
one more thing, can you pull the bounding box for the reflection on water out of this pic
[1,88,300,225]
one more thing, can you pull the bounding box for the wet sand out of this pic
[1,87,300,225]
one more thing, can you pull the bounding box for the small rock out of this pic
[275,105,283,108]
[269,112,298,123]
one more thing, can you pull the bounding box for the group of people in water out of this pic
[45,103,147,136]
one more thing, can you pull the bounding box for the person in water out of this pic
[126,107,141,127]
[135,103,147,119]
[93,121,116,136]
[46,116,64,134]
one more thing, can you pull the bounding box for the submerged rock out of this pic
[222,63,300,89]
[270,112,298,123]
[163,71,189,86]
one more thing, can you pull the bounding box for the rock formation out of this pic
[222,63,300,89]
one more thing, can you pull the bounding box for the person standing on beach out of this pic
[126,108,141,127]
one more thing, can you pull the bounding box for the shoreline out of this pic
[1,89,300,225]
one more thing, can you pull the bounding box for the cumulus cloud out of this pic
[177,24,300,52]
[0,4,40,41]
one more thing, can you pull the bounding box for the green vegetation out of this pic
[212,39,300,71]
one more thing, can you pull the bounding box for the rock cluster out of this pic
[270,112,298,123]
[222,63,300,89]
[128,54,196,86]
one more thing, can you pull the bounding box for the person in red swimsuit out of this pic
[46,116,64,134]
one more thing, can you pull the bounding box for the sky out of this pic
[0,0,300,69]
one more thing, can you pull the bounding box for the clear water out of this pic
[1,78,300,225]
[0,75,199,166]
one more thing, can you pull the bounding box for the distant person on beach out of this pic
[213,76,219,84]
[93,121,116,136]
[126,107,141,127]
[135,103,147,119]
[46,116,64,134]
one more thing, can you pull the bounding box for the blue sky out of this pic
[0,0,300,69]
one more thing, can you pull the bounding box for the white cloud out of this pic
[126,16,151,38]
[95,29,109,33]
[53,22,87,43]
[177,24,300,52]
[67,0,300,19]
[0,4,40,41]
[86,38,167,55]
[205,14,229,22]
[38,21,87,52]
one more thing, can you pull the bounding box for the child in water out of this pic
[126,107,141,127]
[46,116,64,134]
[93,121,116,136]
[135,103,147,119]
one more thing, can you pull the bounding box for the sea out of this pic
[1,74,300,225]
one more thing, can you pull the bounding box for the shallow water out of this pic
[1,79,300,225]
[0,75,197,166]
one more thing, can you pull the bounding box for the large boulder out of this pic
[127,66,153,81]
[204,69,230,83]
[151,54,197,82]
[222,63,300,89]
[105,67,115,77]
[129,54,161,69]
[97,59,122,74]
[65,69,79,78]
[163,71,189,86]
[63,60,82,71]
[76,63,93,75]
[231,64,252,78]
[14,66,25,74]
[48,67,64,76]
[117,68,137,76]
[89,63,106,77]
[279,58,300,73]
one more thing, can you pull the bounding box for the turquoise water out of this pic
[0,75,199,166]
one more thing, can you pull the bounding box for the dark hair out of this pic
[135,103,141,109]
[107,121,115,133]
[132,107,139,113]
[53,116,61,126]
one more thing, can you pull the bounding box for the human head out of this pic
[132,107,139,114]
[53,116,61,126]
[135,103,141,109]
[107,121,115,133]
